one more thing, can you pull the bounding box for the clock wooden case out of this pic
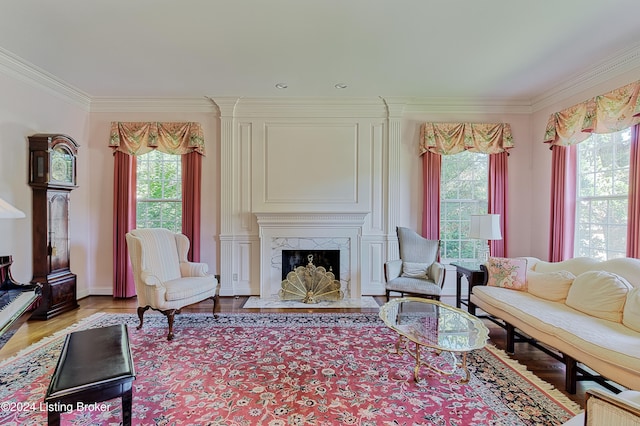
[28,134,79,320]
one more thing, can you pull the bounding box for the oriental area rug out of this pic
[0,312,581,425]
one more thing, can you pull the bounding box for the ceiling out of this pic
[1,0,639,103]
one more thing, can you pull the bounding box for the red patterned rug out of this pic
[0,313,580,425]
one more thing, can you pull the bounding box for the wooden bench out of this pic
[45,324,135,426]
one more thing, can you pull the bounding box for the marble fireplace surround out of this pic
[255,212,369,300]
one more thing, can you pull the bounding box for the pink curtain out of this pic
[113,151,137,298]
[182,152,202,262]
[544,80,640,146]
[420,122,512,247]
[488,152,508,257]
[421,151,441,239]
[627,125,640,258]
[421,122,514,155]
[111,121,205,297]
[548,145,577,262]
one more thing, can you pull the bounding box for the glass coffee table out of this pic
[379,297,489,383]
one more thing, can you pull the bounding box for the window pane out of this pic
[440,151,488,263]
[136,151,182,233]
[575,129,630,260]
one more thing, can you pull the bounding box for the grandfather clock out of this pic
[28,134,79,320]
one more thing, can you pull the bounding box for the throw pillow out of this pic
[401,262,430,278]
[485,257,528,291]
[565,271,632,322]
[623,287,640,333]
[527,270,575,301]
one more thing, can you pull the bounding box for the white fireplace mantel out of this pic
[255,212,369,299]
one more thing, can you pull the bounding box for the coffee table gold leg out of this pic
[414,342,421,382]
[458,352,470,383]
[395,335,403,355]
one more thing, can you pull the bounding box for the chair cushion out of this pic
[385,276,441,297]
[397,227,439,264]
[401,261,430,278]
[133,228,181,282]
[164,276,216,301]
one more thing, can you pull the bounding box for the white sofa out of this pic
[469,257,640,393]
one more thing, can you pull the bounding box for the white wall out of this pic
[399,108,534,259]
[216,97,389,296]
[87,105,220,295]
[0,72,90,296]
[2,57,639,300]
[529,68,640,259]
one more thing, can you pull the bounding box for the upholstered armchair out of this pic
[384,226,446,301]
[562,388,640,425]
[126,228,220,340]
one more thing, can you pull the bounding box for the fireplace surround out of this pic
[255,212,368,300]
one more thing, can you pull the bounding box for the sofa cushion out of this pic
[527,270,575,301]
[566,271,632,322]
[401,261,429,278]
[486,257,528,290]
[623,287,640,332]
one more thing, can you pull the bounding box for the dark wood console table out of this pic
[452,262,486,314]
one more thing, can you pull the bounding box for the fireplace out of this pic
[281,250,340,280]
[254,212,369,300]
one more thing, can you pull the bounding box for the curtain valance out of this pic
[109,122,205,156]
[544,80,640,146]
[419,122,514,155]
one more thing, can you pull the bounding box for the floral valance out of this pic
[544,80,640,146]
[109,122,205,156]
[419,122,513,156]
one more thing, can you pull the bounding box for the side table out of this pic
[452,262,486,314]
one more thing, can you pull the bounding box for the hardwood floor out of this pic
[0,294,604,408]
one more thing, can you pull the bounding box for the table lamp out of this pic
[0,197,26,292]
[469,214,502,263]
[0,197,25,219]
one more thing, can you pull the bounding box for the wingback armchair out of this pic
[384,226,446,301]
[126,228,220,340]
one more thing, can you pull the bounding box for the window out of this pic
[575,128,631,260]
[136,150,182,232]
[440,151,488,262]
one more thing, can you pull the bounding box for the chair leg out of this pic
[136,306,150,330]
[386,290,390,301]
[211,294,219,317]
[162,309,177,341]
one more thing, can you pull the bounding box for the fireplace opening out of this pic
[281,250,340,280]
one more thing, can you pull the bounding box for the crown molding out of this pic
[0,47,91,111]
[3,41,639,117]
[211,96,389,118]
[89,97,217,113]
[531,42,640,112]
[396,97,534,115]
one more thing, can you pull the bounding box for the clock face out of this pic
[51,145,74,183]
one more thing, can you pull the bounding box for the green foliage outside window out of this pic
[136,150,182,232]
[575,129,630,260]
[440,151,488,262]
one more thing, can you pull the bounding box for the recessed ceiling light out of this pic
[275,83,288,89]
[334,83,348,89]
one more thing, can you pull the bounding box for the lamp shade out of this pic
[0,197,25,219]
[469,214,502,240]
